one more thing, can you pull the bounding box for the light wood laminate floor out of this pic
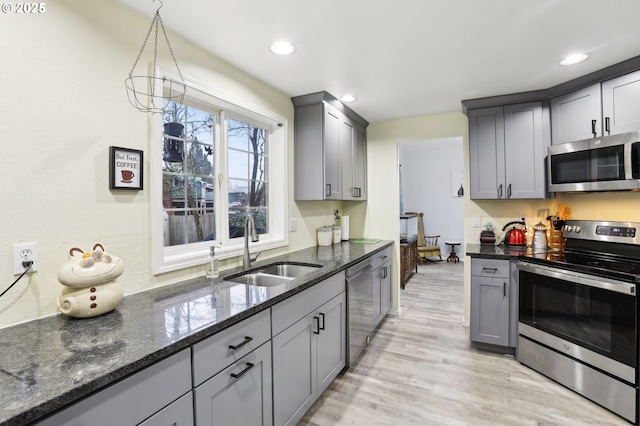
[301,261,627,425]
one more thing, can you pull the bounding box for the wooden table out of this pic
[400,236,418,289]
[445,241,460,263]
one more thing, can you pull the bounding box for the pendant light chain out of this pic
[125,0,186,114]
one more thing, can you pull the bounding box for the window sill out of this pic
[155,236,289,275]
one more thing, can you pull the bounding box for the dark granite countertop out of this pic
[0,240,392,426]
[466,243,566,263]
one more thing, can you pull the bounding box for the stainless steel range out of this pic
[517,220,640,423]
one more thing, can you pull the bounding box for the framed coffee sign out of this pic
[110,146,143,190]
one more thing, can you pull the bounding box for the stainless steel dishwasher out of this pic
[345,257,373,366]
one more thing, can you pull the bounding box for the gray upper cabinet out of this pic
[602,70,640,135]
[469,102,550,200]
[292,92,368,201]
[551,71,640,144]
[343,123,367,200]
[551,83,602,144]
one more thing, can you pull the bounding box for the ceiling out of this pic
[113,0,640,123]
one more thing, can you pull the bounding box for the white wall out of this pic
[0,0,340,329]
[399,137,464,257]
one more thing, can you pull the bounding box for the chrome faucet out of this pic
[243,214,260,269]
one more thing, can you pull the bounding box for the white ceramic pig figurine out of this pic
[57,243,124,318]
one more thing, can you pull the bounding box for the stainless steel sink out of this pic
[254,263,321,278]
[224,262,322,287]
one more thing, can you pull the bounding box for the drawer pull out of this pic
[482,267,498,273]
[228,336,253,351]
[230,362,255,379]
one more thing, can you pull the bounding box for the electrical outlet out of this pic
[289,218,297,232]
[13,242,37,275]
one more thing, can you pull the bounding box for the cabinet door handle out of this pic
[383,266,388,278]
[503,282,507,297]
[507,184,512,199]
[497,184,503,199]
[591,119,597,137]
[319,312,325,330]
[228,336,253,351]
[605,117,610,135]
[326,184,332,197]
[313,316,320,334]
[230,362,255,379]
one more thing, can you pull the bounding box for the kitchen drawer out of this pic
[272,272,345,337]
[193,309,270,386]
[471,258,509,279]
[35,349,191,426]
[371,246,392,270]
[138,391,193,426]
[195,341,272,426]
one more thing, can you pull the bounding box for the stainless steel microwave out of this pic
[547,131,640,192]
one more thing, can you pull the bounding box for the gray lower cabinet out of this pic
[372,247,392,328]
[470,258,511,347]
[35,349,192,426]
[272,292,346,426]
[194,342,273,426]
[271,272,346,426]
[139,392,194,426]
[193,309,272,426]
[469,102,550,200]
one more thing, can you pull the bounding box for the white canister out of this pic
[317,226,333,246]
[332,226,342,244]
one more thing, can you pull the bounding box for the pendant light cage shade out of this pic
[125,2,186,114]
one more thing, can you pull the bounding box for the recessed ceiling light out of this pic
[270,41,294,55]
[340,95,357,103]
[560,53,589,66]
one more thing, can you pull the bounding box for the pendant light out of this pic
[125,0,186,114]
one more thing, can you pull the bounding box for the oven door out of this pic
[518,263,636,377]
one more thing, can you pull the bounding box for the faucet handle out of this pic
[250,251,261,262]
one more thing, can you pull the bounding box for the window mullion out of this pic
[217,110,228,243]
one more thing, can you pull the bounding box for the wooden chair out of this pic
[405,212,442,262]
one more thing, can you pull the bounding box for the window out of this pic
[151,67,288,274]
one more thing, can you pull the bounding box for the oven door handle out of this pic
[518,263,637,296]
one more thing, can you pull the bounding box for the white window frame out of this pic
[151,65,288,274]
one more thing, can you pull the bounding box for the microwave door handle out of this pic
[591,119,597,138]
[624,142,633,179]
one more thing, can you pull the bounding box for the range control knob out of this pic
[574,226,581,233]
[565,225,573,232]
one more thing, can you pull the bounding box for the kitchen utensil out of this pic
[502,221,527,246]
[532,222,548,250]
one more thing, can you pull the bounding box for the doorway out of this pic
[398,137,465,258]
